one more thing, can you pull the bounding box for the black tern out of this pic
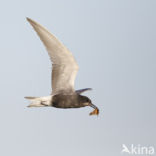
[25,18,99,115]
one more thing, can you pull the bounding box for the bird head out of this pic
[79,95,99,115]
[79,95,92,106]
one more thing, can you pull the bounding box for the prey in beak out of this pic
[89,103,99,116]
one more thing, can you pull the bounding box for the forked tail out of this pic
[24,96,52,107]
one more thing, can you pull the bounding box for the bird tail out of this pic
[24,96,52,107]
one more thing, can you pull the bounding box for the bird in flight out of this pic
[25,18,99,116]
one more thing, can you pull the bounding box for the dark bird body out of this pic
[25,18,99,115]
[52,94,92,109]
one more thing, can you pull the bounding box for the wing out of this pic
[27,18,79,94]
[76,88,92,94]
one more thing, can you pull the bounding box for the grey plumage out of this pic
[26,18,78,95]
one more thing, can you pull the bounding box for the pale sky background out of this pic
[0,0,155,155]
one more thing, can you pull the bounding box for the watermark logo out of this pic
[121,144,155,155]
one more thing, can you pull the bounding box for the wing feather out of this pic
[27,18,79,94]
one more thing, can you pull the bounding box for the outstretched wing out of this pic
[27,18,79,94]
[76,88,92,94]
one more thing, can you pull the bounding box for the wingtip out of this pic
[26,17,37,26]
[26,17,31,22]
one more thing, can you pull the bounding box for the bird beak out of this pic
[90,103,97,109]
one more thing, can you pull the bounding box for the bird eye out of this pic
[87,99,91,103]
